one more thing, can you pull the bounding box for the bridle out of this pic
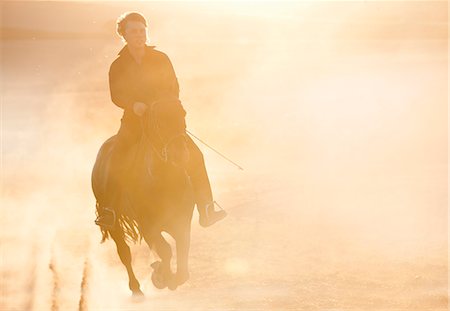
[140,100,187,163]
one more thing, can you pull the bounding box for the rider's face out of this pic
[123,21,147,48]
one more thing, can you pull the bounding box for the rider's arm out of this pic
[161,54,180,100]
[109,60,134,110]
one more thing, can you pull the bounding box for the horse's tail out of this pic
[117,209,141,243]
[95,200,141,243]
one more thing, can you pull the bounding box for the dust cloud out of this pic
[1,1,447,310]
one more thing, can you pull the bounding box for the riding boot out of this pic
[95,183,123,230]
[198,202,227,228]
[95,207,116,230]
[185,136,227,227]
[95,153,126,229]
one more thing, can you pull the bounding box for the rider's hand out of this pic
[133,102,147,116]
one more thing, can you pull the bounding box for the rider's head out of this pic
[116,12,148,48]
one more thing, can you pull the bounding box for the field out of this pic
[1,2,447,310]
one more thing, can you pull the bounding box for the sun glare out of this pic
[224,258,250,276]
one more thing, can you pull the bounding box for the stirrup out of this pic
[200,201,227,227]
[95,207,116,230]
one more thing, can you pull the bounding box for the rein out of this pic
[139,101,186,163]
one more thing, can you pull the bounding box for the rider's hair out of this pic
[116,12,147,38]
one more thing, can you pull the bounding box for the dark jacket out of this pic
[109,45,180,122]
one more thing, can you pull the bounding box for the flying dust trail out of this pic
[78,257,90,311]
[24,240,37,311]
[48,245,60,311]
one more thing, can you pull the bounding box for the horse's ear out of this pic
[154,97,186,130]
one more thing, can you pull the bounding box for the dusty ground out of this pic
[1,169,447,310]
[1,2,448,310]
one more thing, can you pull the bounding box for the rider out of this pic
[95,12,226,229]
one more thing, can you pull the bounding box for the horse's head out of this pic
[146,97,190,167]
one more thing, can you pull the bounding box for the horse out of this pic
[91,98,195,295]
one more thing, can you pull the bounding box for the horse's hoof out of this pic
[176,271,189,286]
[151,271,167,289]
[151,261,161,269]
[167,277,178,291]
[132,289,144,297]
[151,262,167,289]
[131,289,145,302]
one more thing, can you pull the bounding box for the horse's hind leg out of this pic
[174,229,191,286]
[110,230,143,296]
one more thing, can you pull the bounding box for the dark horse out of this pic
[91,98,194,295]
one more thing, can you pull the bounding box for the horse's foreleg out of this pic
[144,233,173,279]
[175,228,191,286]
[110,230,143,296]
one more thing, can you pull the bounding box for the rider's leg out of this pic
[96,120,141,228]
[185,136,226,227]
